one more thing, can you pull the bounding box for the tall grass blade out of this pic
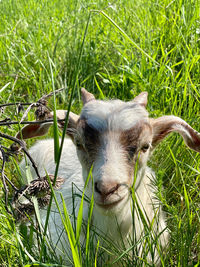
[48,54,60,164]
[16,232,35,262]
[76,166,93,244]
[46,174,81,266]
[40,14,91,260]
[96,10,159,65]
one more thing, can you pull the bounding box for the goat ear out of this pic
[132,92,148,107]
[150,115,200,152]
[52,110,79,130]
[81,88,95,105]
[16,110,79,140]
[16,123,52,140]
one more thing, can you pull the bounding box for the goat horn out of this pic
[81,88,95,105]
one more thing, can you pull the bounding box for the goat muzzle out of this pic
[94,181,125,209]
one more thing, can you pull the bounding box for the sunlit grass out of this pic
[0,0,200,266]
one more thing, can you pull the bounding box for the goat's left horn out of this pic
[81,88,95,105]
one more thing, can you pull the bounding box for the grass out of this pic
[0,0,200,266]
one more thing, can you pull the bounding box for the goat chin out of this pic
[19,137,168,266]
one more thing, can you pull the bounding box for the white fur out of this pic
[81,100,149,131]
[20,100,168,265]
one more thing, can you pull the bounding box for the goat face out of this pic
[74,98,152,211]
[65,89,200,213]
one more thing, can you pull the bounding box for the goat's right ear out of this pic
[16,123,52,139]
[16,110,79,140]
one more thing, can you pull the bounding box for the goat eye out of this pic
[141,143,150,152]
[128,146,137,158]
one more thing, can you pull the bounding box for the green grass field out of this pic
[0,0,200,266]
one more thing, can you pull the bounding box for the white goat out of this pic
[19,89,200,265]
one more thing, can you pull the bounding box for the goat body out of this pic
[19,89,200,265]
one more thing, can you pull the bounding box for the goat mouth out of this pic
[95,197,124,209]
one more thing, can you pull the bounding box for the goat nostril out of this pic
[95,182,120,196]
[110,184,119,194]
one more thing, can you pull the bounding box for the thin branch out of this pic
[0,132,41,179]
[0,118,11,123]
[4,173,19,191]
[0,118,65,127]
[19,103,37,123]
[38,87,65,103]
[0,103,33,108]
[0,146,11,213]
[0,87,65,108]
[0,87,66,215]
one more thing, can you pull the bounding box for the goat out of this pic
[19,89,200,265]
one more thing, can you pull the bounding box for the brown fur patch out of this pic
[120,125,142,149]
[120,122,152,150]
[120,122,152,184]
[77,119,101,162]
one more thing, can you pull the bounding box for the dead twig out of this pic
[0,118,11,123]
[0,118,65,127]
[18,87,65,122]
[0,87,65,216]
[0,103,33,108]
[12,175,64,221]
[0,86,64,109]
[19,103,36,123]
[0,132,41,179]
[38,87,65,103]
[0,146,10,213]
[0,87,65,117]
[4,173,19,191]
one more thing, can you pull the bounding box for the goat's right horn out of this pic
[81,88,95,105]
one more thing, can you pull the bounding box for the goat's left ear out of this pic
[132,92,148,107]
[150,115,200,152]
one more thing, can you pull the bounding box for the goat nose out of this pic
[94,181,119,196]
